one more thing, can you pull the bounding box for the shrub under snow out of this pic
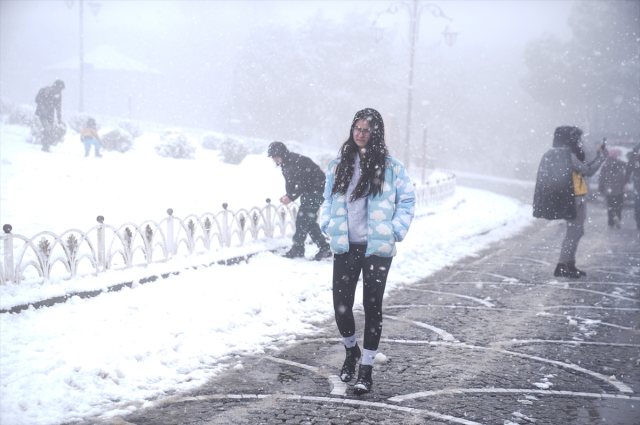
[155,129,196,159]
[1,97,15,116]
[8,105,39,128]
[26,121,67,146]
[118,120,142,139]
[67,113,95,134]
[101,129,134,153]
[201,133,224,150]
[220,137,249,164]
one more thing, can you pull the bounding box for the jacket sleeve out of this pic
[390,163,416,242]
[320,162,335,234]
[571,153,605,178]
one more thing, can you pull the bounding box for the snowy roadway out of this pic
[1,122,532,424]
[0,190,532,424]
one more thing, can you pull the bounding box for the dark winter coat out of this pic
[35,86,62,122]
[279,150,326,202]
[533,147,576,220]
[626,148,640,187]
[599,157,627,196]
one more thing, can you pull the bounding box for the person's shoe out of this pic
[554,263,581,279]
[353,364,373,395]
[85,152,90,157]
[566,261,587,277]
[95,153,103,158]
[314,246,332,261]
[283,246,305,259]
[613,216,621,229]
[339,344,361,382]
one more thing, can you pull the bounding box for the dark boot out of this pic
[95,148,103,158]
[314,246,332,261]
[339,344,361,382]
[566,261,586,277]
[554,263,581,279]
[283,245,305,259]
[353,364,373,395]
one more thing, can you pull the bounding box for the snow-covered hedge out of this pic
[26,121,67,146]
[1,97,15,116]
[101,128,134,153]
[67,113,95,134]
[8,105,38,127]
[155,129,196,159]
[118,120,142,139]
[201,132,224,150]
[220,137,249,164]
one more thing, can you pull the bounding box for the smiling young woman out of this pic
[320,108,416,395]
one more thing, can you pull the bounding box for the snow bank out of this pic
[0,121,533,424]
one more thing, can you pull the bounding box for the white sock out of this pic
[342,334,357,348]
[362,349,376,366]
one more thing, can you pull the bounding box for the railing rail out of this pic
[1,172,455,285]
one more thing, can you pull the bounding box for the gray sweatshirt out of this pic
[346,154,368,244]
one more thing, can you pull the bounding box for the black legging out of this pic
[333,244,393,351]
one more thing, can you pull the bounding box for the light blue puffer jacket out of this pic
[320,156,416,258]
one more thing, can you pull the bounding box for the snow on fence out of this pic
[0,172,455,285]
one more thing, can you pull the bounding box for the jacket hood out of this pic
[267,141,289,159]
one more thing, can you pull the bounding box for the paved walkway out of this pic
[86,201,639,425]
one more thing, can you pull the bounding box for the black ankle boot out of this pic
[566,261,586,277]
[554,263,581,279]
[340,344,361,382]
[353,364,373,395]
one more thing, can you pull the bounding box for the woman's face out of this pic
[353,119,372,149]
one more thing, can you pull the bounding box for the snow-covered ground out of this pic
[0,120,533,424]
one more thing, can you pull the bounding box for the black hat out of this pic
[267,141,288,158]
[53,79,65,90]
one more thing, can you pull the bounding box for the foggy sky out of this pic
[1,0,574,117]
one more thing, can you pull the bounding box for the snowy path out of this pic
[1,185,533,425]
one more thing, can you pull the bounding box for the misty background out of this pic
[1,0,638,180]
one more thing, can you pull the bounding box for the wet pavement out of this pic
[82,200,639,425]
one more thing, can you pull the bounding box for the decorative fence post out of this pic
[166,208,174,258]
[3,224,14,283]
[265,198,273,238]
[97,216,105,272]
[222,203,230,247]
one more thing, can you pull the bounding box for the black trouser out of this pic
[39,116,54,151]
[606,194,624,226]
[292,191,328,249]
[333,244,393,351]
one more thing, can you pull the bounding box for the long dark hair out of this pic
[553,126,585,162]
[331,108,389,200]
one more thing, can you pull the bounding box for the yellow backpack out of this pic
[573,172,587,195]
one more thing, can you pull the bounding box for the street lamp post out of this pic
[65,0,102,113]
[375,0,457,168]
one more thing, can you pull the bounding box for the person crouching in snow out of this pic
[533,126,606,278]
[320,108,415,395]
[267,141,331,260]
[80,118,102,157]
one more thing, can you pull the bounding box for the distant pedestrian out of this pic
[599,149,627,228]
[35,79,65,152]
[80,118,102,157]
[625,143,640,230]
[267,142,331,260]
[533,126,606,279]
[320,108,415,395]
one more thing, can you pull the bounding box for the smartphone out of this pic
[602,137,607,149]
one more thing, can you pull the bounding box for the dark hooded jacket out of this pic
[269,142,325,202]
[35,81,64,123]
[533,126,604,220]
[599,156,627,196]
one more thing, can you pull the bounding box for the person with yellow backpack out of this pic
[533,126,607,278]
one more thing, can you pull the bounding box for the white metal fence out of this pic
[1,172,455,285]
